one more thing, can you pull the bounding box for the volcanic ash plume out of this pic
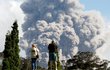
[20,0,105,68]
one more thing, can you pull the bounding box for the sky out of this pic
[80,0,110,19]
[0,0,110,59]
[80,0,110,60]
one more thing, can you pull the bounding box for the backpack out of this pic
[36,51,39,59]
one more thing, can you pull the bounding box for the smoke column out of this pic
[20,0,105,68]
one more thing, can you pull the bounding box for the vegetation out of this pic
[0,65,2,70]
[21,58,47,70]
[66,52,109,70]
[2,21,21,70]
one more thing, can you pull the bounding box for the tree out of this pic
[2,21,21,70]
[66,52,109,70]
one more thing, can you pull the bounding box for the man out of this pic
[31,44,39,70]
[48,40,58,70]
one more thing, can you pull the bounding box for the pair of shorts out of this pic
[49,53,57,61]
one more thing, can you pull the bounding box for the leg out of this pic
[36,59,38,70]
[50,61,53,70]
[31,58,34,70]
[53,61,57,70]
[33,58,37,70]
[32,58,37,70]
[54,53,57,70]
[49,53,53,70]
[55,61,57,70]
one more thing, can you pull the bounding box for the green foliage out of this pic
[57,60,62,70]
[0,65,2,70]
[2,58,10,70]
[56,52,62,70]
[21,58,31,70]
[66,52,109,70]
[2,21,21,70]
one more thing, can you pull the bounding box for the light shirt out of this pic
[31,47,39,58]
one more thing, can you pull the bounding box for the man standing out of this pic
[48,40,58,70]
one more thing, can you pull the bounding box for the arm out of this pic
[35,48,39,58]
[36,48,39,54]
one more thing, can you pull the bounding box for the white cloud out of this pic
[20,0,106,68]
[0,0,24,53]
[96,18,110,61]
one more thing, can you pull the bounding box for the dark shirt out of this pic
[48,43,57,53]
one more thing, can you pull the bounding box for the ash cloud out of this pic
[20,0,105,68]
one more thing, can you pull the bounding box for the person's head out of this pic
[32,44,36,48]
[51,40,54,44]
